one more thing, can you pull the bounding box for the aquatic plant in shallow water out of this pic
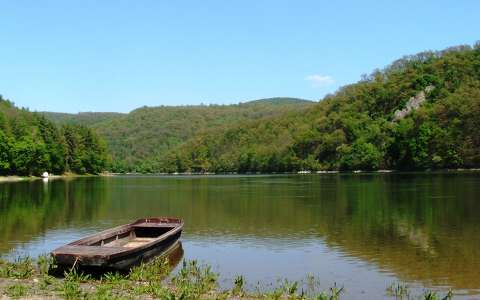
[422,289,453,300]
[232,275,245,296]
[386,282,410,299]
[386,282,454,300]
[312,283,343,300]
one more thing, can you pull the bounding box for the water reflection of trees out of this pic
[0,178,110,253]
[102,174,480,290]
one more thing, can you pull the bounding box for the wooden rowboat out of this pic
[51,217,183,271]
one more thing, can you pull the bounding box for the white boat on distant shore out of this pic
[316,170,339,174]
[41,172,49,178]
[297,170,311,174]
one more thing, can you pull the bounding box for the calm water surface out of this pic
[1,173,479,299]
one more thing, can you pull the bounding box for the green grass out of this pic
[61,279,84,300]
[128,254,171,282]
[0,256,461,299]
[170,259,218,299]
[38,274,56,290]
[0,256,35,279]
[5,283,28,298]
[37,254,55,275]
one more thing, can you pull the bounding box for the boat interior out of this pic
[88,223,177,248]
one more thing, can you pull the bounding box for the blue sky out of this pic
[0,1,478,113]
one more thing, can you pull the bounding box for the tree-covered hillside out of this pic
[40,43,480,174]
[0,98,108,175]
[157,43,480,173]
[42,112,124,126]
[44,98,315,172]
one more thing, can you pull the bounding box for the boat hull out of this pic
[51,217,183,271]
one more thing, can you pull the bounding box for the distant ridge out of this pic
[41,112,124,126]
[43,97,312,116]
[42,97,315,171]
[241,97,315,105]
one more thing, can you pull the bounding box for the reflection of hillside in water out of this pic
[1,174,480,292]
[0,178,111,253]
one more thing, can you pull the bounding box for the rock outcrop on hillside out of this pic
[393,85,435,121]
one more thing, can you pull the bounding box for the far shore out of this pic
[0,176,37,183]
[105,168,480,176]
[0,173,98,183]
[2,168,480,183]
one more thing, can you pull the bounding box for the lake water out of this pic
[1,173,479,299]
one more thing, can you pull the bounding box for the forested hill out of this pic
[39,43,480,174]
[158,43,480,173]
[0,98,108,176]
[43,97,315,172]
[239,97,314,105]
[42,112,124,126]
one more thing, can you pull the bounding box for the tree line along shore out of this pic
[0,98,109,177]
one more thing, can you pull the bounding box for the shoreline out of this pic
[0,256,454,300]
[104,168,480,177]
[0,173,98,183]
[2,168,479,183]
[0,176,32,183]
